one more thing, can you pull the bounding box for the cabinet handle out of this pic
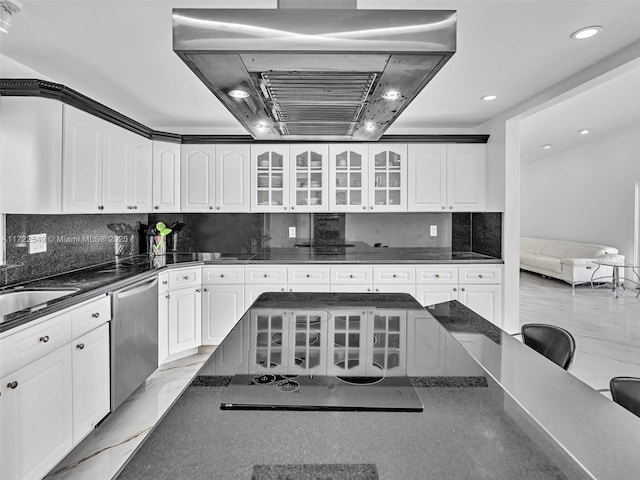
[370,206,374,210]
[291,206,294,210]
[209,206,214,210]
[449,206,453,210]
[478,274,483,278]
[435,274,440,278]
[154,206,159,210]
[392,274,397,278]
[280,288,285,292]
[203,288,208,292]
[76,343,85,350]
[283,207,287,210]
[216,206,220,210]
[183,276,189,280]
[7,381,18,390]
[264,274,268,278]
[91,312,100,318]
[441,206,446,210]
[367,288,371,292]
[220,274,225,278]
[362,206,366,210]
[461,287,465,292]
[196,288,201,293]
[134,206,138,210]
[98,205,104,210]
[39,335,50,343]
[162,280,168,285]
[453,287,457,292]
[375,288,379,292]
[165,294,170,299]
[349,274,353,278]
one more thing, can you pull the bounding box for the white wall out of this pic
[521,121,640,258]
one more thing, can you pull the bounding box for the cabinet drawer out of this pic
[459,266,502,284]
[288,284,331,293]
[158,272,169,294]
[330,266,373,284]
[373,266,415,284]
[71,295,111,338]
[203,266,245,284]
[168,267,201,289]
[416,266,459,284]
[330,284,373,293]
[288,266,331,284]
[1,313,72,374]
[245,266,288,284]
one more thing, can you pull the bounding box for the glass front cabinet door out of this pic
[250,145,290,212]
[289,145,329,212]
[329,144,369,212]
[368,144,408,212]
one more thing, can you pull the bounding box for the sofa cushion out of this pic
[520,252,539,267]
[535,255,563,274]
[521,237,548,255]
[540,242,571,258]
[563,244,618,259]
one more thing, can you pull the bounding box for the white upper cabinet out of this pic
[152,140,181,212]
[251,144,290,212]
[289,144,329,212]
[408,143,486,212]
[407,144,447,211]
[215,144,251,212]
[63,105,153,213]
[368,144,408,212]
[181,145,216,211]
[329,144,369,212]
[446,144,486,211]
[0,97,63,214]
[62,106,104,213]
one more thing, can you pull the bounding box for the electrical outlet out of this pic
[430,225,438,237]
[28,233,47,254]
[288,226,296,238]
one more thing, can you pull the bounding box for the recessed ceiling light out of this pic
[256,123,269,130]
[228,89,250,99]
[481,94,497,101]
[542,144,552,150]
[382,90,401,100]
[570,26,603,40]
[365,123,376,131]
[578,129,590,135]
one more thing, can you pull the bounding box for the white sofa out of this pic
[520,237,624,291]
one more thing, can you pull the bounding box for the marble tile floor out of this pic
[45,347,215,480]
[519,271,640,396]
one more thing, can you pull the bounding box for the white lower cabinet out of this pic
[416,284,459,306]
[1,346,73,480]
[168,286,202,356]
[245,284,288,305]
[458,284,502,327]
[202,284,245,345]
[71,323,110,444]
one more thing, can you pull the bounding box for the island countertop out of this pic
[115,293,640,480]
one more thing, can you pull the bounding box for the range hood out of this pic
[172,9,456,141]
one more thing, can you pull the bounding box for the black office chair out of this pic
[520,323,576,370]
[609,377,640,418]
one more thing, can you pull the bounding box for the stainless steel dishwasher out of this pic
[111,277,158,411]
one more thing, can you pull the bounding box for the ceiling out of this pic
[2,0,640,148]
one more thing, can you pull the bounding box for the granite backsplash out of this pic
[2,212,502,287]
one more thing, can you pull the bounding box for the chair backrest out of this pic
[610,377,640,418]
[521,323,576,370]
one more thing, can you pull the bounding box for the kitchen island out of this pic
[114,293,640,480]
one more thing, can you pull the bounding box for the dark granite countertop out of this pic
[0,249,501,334]
[115,294,640,480]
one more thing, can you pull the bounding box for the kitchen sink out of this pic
[0,288,79,317]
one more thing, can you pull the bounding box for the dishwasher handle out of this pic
[114,278,158,300]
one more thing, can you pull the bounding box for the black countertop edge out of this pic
[426,300,503,344]
[0,252,502,334]
[0,79,490,145]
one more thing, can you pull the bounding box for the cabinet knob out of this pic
[76,343,85,350]
[291,207,294,210]
[461,287,465,292]
[478,274,483,278]
[453,287,457,292]
[362,206,366,210]
[367,288,371,292]
[39,335,50,343]
[349,274,353,278]
[392,274,397,278]
[183,276,189,280]
[441,206,446,210]
[162,280,168,285]
[92,312,100,318]
[435,274,440,278]
[203,288,208,292]
[375,288,379,292]
[7,381,18,390]
[98,205,104,210]
[209,206,214,210]
[306,274,310,278]
[281,288,285,292]
[449,206,453,210]
[165,294,170,299]
[154,206,159,210]
[283,207,287,210]
[134,206,138,210]
[220,274,225,278]
[264,274,268,278]
[196,288,201,293]
[216,206,220,210]
[370,206,374,210]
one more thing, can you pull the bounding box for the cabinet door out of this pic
[216,144,251,212]
[152,141,181,212]
[101,122,131,212]
[158,292,169,365]
[181,145,216,212]
[202,284,245,345]
[129,134,153,211]
[329,144,369,212]
[287,310,329,375]
[0,346,73,480]
[249,309,290,374]
[289,144,329,212]
[370,310,407,376]
[168,287,202,355]
[458,284,502,328]
[372,284,416,297]
[62,106,103,212]
[251,145,290,212]
[327,309,369,376]
[446,144,486,211]
[415,285,459,307]
[406,311,446,376]
[245,284,287,306]
[407,144,447,211]
[72,323,110,445]
[368,144,407,212]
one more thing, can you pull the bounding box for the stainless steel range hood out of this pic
[173,9,456,141]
